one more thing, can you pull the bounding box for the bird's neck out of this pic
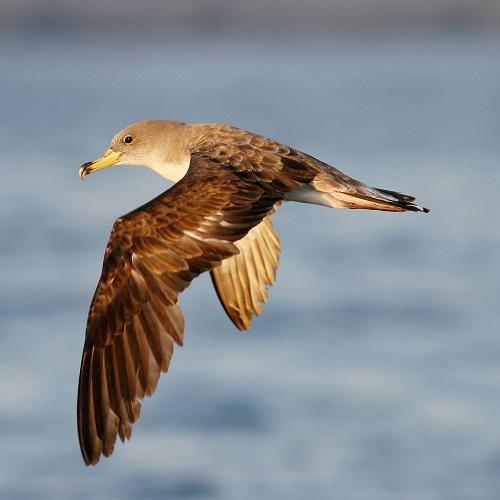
[146,154,191,183]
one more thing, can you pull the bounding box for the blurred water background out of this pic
[1,3,500,499]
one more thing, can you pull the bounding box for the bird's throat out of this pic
[146,155,191,183]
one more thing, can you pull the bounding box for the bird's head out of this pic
[79,120,189,180]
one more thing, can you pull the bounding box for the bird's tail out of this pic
[301,171,430,213]
[344,186,430,213]
[286,167,430,213]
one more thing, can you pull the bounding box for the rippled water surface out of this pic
[1,30,499,499]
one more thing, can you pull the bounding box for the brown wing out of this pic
[190,123,336,190]
[210,211,281,330]
[78,156,282,466]
[190,124,430,212]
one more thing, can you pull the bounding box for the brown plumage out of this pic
[78,120,429,465]
[210,211,281,330]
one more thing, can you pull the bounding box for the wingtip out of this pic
[415,204,430,213]
[82,451,100,467]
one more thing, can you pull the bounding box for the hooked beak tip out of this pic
[78,149,121,181]
[79,162,92,180]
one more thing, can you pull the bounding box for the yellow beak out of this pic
[79,149,122,179]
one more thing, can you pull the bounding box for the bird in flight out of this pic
[78,119,429,465]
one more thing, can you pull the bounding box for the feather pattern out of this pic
[78,154,297,465]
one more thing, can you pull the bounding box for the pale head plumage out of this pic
[80,120,191,182]
[111,120,188,167]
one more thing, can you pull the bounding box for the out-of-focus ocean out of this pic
[0,30,499,500]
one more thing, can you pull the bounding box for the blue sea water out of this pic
[0,29,499,499]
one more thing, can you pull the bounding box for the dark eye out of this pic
[124,135,133,144]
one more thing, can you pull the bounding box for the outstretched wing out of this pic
[210,211,281,330]
[78,156,282,465]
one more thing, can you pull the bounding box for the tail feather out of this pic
[364,187,430,213]
[318,173,430,212]
[374,187,416,203]
[336,189,429,213]
[286,172,430,213]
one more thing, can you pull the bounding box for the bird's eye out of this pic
[124,135,133,144]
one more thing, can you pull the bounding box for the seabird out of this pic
[78,119,429,465]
